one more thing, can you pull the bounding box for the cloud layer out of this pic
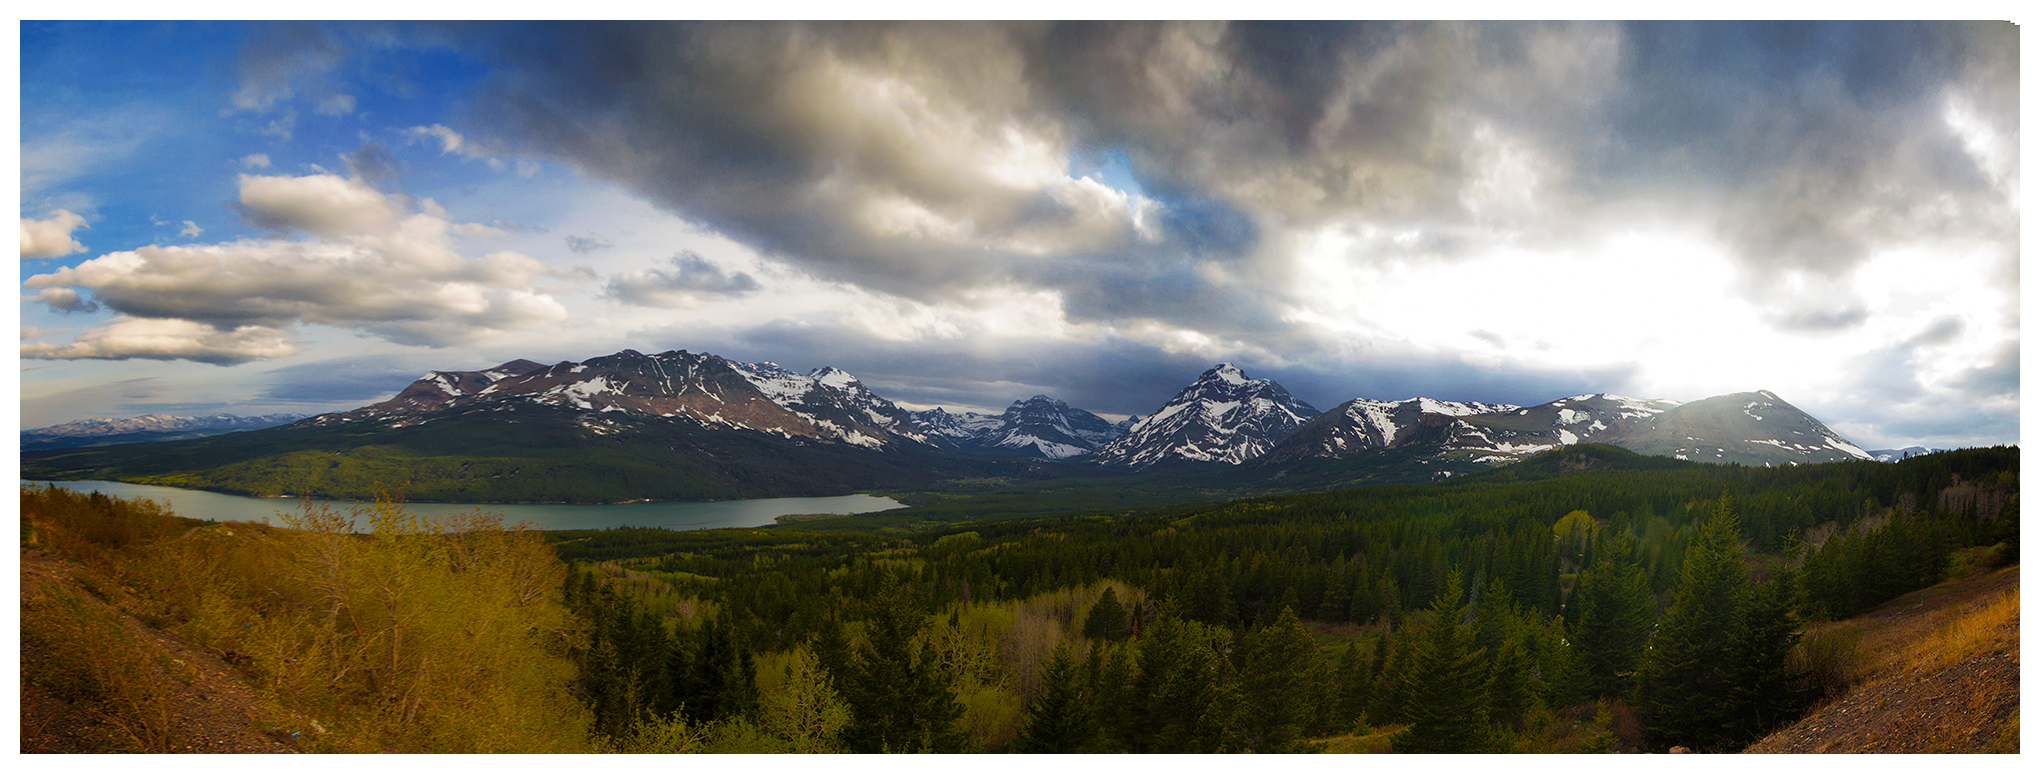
[18,22,2018,450]
[23,172,572,363]
[468,22,2016,333]
[21,316,297,365]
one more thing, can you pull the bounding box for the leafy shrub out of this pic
[21,586,177,752]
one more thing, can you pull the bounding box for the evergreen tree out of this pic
[1390,576,1493,753]
[1235,606,1320,752]
[1331,641,1371,730]
[1184,569,1235,627]
[1532,618,1589,711]
[1083,586,1132,641]
[1088,641,1136,752]
[682,612,756,723]
[1570,531,1656,699]
[839,576,967,753]
[1732,576,1806,742]
[1016,642,1095,753]
[1485,632,1534,730]
[1127,616,1240,752]
[1366,626,1414,726]
[1636,500,1750,752]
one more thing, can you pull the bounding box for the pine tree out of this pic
[839,576,967,753]
[1127,616,1239,752]
[1636,500,1749,752]
[1083,586,1131,641]
[1016,643,1095,753]
[1366,627,1414,726]
[1731,576,1805,742]
[682,612,756,723]
[1088,640,1136,752]
[1331,641,1371,730]
[1235,606,1320,752]
[1390,576,1493,753]
[1571,531,1656,699]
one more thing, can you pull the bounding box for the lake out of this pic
[19,480,904,532]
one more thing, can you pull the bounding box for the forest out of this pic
[19,445,2019,753]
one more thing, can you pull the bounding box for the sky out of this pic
[15,20,2023,452]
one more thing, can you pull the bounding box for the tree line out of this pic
[554,446,2018,752]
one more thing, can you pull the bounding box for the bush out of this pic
[21,586,177,752]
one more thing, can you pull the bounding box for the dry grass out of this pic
[1904,587,2018,673]
[1317,723,1407,753]
[1747,565,2020,753]
[20,585,178,752]
[1789,565,2020,705]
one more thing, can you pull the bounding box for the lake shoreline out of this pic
[20,476,885,507]
[21,480,905,532]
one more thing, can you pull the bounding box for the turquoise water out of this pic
[20,480,903,531]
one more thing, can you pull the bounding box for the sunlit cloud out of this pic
[21,209,89,259]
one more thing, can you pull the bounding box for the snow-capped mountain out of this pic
[1261,388,1870,470]
[1869,446,1946,462]
[1092,364,1320,467]
[22,412,309,450]
[311,349,929,450]
[1258,396,1524,464]
[1261,392,1678,465]
[911,395,1123,459]
[24,412,310,438]
[1616,390,1874,466]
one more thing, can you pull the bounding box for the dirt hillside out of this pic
[1743,564,2019,753]
[20,548,304,754]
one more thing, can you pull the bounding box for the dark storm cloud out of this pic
[447,21,2016,329]
[638,317,1222,416]
[462,21,1471,337]
[230,21,352,111]
[1841,321,1960,405]
[1593,22,2016,278]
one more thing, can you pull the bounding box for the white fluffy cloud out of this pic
[23,172,574,361]
[20,316,298,365]
[21,209,88,259]
[234,173,400,237]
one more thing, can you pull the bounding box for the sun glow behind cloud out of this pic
[1284,224,1879,402]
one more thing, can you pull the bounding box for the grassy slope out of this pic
[1744,557,2020,753]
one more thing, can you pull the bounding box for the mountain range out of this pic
[21,346,1885,502]
[20,413,307,451]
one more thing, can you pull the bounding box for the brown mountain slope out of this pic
[20,549,303,753]
[1743,564,2019,753]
